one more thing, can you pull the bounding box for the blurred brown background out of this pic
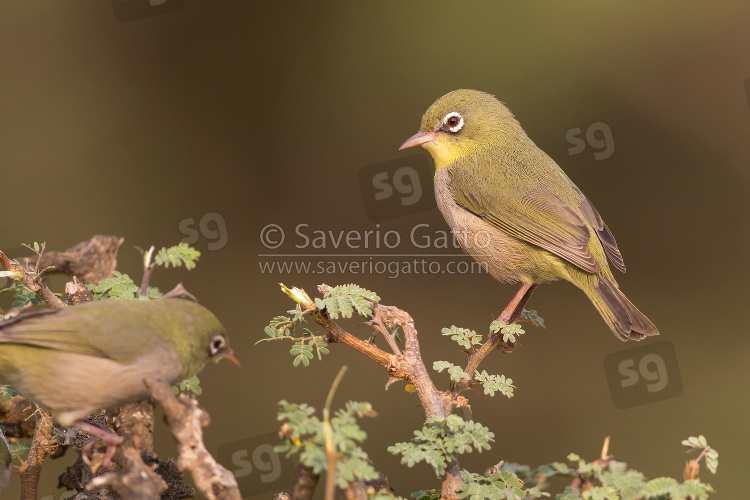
[1,1,748,498]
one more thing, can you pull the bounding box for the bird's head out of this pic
[173,300,242,377]
[399,89,520,170]
[205,331,241,368]
[180,327,241,381]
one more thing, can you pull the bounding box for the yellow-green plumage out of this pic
[0,298,235,425]
[401,89,658,340]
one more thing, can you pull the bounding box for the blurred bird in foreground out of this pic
[0,298,240,466]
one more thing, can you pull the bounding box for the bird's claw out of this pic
[74,418,124,471]
[82,436,120,471]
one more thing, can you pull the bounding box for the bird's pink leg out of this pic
[495,283,537,352]
[497,283,537,324]
[75,419,123,470]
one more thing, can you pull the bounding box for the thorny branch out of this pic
[17,410,59,500]
[0,245,70,499]
[453,292,532,395]
[36,235,124,285]
[146,378,242,500]
[0,245,66,310]
[278,283,527,499]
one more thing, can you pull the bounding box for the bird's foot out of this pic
[75,419,123,470]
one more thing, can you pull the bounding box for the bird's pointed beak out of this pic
[399,131,439,150]
[221,348,242,367]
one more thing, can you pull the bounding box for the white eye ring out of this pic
[443,111,464,133]
[210,335,225,356]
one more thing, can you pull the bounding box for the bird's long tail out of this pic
[583,277,659,341]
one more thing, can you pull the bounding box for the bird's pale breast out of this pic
[0,344,182,425]
[434,168,563,285]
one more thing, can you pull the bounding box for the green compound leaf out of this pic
[266,316,294,338]
[433,361,470,383]
[677,480,713,499]
[275,400,378,489]
[520,309,545,328]
[600,462,644,499]
[0,386,18,403]
[144,286,163,299]
[641,477,679,498]
[11,286,43,309]
[312,337,329,359]
[681,435,719,474]
[154,243,201,270]
[441,325,482,349]
[172,375,202,395]
[87,270,139,300]
[388,415,494,477]
[474,370,514,398]
[290,342,314,367]
[489,321,525,343]
[314,284,380,319]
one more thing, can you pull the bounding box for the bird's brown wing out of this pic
[0,308,107,357]
[0,307,142,360]
[576,191,626,273]
[447,164,602,274]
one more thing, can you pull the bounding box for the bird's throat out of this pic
[423,140,475,173]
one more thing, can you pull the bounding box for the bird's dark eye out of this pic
[210,336,225,355]
[442,112,464,133]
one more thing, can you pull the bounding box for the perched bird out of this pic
[0,298,240,464]
[400,89,658,340]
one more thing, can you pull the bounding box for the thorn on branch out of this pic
[161,282,197,301]
[0,248,66,310]
[64,276,93,305]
